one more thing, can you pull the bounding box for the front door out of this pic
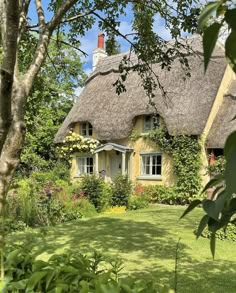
[110,151,122,180]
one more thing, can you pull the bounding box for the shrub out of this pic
[111,174,132,207]
[199,223,236,242]
[3,246,159,293]
[79,175,105,211]
[128,195,149,210]
[65,198,97,219]
[144,185,191,205]
[207,155,226,177]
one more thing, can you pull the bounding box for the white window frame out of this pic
[77,156,94,177]
[80,122,93,137]
[139,153,162,179]
[143,115,160,133]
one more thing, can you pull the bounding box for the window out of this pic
[141,153,162,176]
[77,157,94,176]
[81,122,93,136]
[143,115,159,132]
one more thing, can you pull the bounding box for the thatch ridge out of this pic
[54,37,226,143]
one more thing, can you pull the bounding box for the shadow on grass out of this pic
[11,215,190,262]
[128,257,236,293]
[8,206,236,292]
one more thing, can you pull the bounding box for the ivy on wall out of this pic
[131,127,202,196]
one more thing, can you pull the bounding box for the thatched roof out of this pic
[55,37,226,143]
[206,83,236,149]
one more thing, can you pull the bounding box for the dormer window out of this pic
[143,115,159,132]
[81,122,93,137]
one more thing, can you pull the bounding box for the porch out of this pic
[94,143,133,182]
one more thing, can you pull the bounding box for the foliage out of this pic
[128,195,149,210]
[56,131,100,159]
[0,219,27,234]
[79,175,105,212]
[129,130,143,142]
[111,174,132,207]
[17,36,86,176]
[7,166,100,228]
[65,198,97,219]
[182,1,236,256]
[198,222,236,242]
[181,131,236,257]
[148,127,202,197]
[207,156,226,177]
[198,0,236,73]
[3,245,159,293]
[144,185,191,206]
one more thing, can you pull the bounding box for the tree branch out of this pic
[51,37,88,56]
[35,0,45,34]
[0,0,19,152]
[92,11,167,99]
[48,0,79,32]
[18,0,31,43]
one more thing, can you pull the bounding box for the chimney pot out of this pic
[98,33,105,49]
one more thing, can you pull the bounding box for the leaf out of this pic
[224,131,236,157]
[225,8,236,30]
[227,198,236,213]
[210,185,224,200]
[179,199,201,219]
[203,23,221,72]
[196,215,209,238]
[198,2,220,30]
[203,191,226,221]
[201,174,224,194]
[26,271,48,291]
[224,131,236,197]
[210,233,216,259]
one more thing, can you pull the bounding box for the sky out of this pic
[28,1,178,97]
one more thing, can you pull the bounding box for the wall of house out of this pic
[113,116,176,186]
[70,117,176,186]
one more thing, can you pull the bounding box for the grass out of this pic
[9,205,236,293]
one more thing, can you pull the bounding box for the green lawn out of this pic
[10,205,236,293]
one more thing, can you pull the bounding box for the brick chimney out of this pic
[93,33,107,71]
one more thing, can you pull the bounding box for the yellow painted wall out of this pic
[70,117,175,186]
[113,116,176,186]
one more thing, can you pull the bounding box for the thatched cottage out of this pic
[55,34,236,186]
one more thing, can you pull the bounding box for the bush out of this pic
[3,246,159,293]
[65,198,97,219]
[144,185,191,205]
[111,174,132,207]
[79,175,105,211]
[199,222,236,242]
[128,195,149,210]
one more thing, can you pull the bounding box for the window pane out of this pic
[156,155,161,165]
[144,116,152,131]
[78,158,85,175]
[156,166,161,175]
[141,154,162,176]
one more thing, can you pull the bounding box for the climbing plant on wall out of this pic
[56,131,100,159]
[148,127,202,196]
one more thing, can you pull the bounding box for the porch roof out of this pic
[94,143,133,154]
